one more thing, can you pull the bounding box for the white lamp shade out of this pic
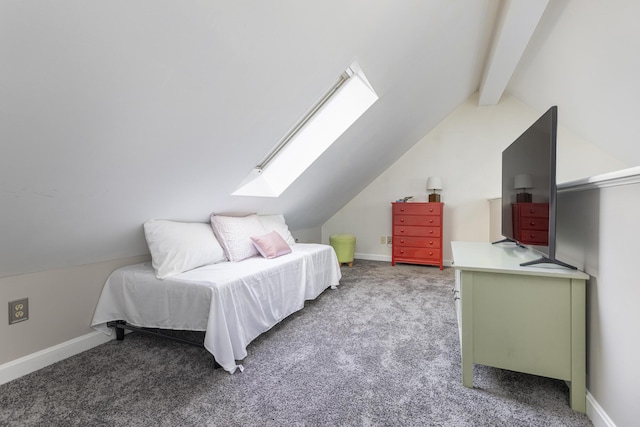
[514,174,533,190]
[426,176,443,191]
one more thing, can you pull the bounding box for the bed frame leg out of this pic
[107,320,126,341]
[115,325,125,341]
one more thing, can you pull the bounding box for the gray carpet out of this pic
[0,260,592,426]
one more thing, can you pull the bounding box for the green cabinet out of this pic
[452,241,588,413]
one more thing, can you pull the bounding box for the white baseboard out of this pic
[355,253,453,267]
[587,391,617,427]
[354,252,392,262]
[0,331,112,385]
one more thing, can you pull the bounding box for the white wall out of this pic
[322,93,628,262]
[556,171,640,427]
[0,255,149,365]
[290,226,322,244]
[488,198,502,242]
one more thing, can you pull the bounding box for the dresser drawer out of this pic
[393,225,441,238]
[517,230,549,245]
[512,203,549,244]
[394,247,441,262]
[394,236,441,249]
[518,204,549,218]
[394,215,441,227]
[392,203,441,216]
[519,217,548,231]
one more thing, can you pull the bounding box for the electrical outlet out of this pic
[9,298,29,325]
[380,236,386,244]
[387,236,392,244]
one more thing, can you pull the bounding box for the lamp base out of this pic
[428,194,441,202]
[516,192,532,203]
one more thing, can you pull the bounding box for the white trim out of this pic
[355,252,391,262]
[587,391,617,427]
[0,331,112,385]
[559,166,640,192]
[355,253,454,268]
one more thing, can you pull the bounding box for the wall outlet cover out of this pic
[9,298,29,325]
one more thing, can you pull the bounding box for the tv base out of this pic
[520,256,577,270]
[492,239,577,269]
[491,238,526,249]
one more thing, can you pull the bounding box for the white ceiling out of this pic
[1,0,638,276]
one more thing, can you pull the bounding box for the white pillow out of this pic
[210,214,266,262]
[143,219,227,279]
[258,214,296,246]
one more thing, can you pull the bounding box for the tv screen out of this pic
[499,106,574,269]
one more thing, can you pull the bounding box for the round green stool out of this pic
[329,234,356,267]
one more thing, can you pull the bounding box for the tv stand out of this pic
[520,255,577,269]
[492,237,514,245]
[491,239,577,269]
[451,241,589,412]
[491,238,526,249]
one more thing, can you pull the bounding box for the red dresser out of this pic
[512,203,549,245]
[392,202,443,270]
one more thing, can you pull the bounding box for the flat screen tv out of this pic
[497,105,575,269]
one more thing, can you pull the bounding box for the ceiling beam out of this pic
[478,0,550,106]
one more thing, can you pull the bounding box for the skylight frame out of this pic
[232,62,378,197]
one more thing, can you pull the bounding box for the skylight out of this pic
[232,62,378,197]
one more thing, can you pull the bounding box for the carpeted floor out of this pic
[0,260,592,426]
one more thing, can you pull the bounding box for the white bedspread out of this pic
[91,243,341,373]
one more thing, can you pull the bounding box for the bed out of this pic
[91,243,341,373]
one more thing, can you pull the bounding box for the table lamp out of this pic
[427,176,443,202]
[514,173,533,203]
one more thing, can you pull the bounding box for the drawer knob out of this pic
[429,230,434,234]
[400,229,405,233]
[429,219,433,223]
[429,209,433,212]
[530,234,536,238]
[429,252,433,256]
[400,239,405,243]
[400,219,405,222]
[400,250,405,254]
[529,222,536,226]
[429,241,434,245]
[400,208,405,212]
[529,209,536,214]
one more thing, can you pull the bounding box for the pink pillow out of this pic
[250,231,292,259]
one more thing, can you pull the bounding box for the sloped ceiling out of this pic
[1,1,501,276]
[508,0,640,166]
[3,0,636,277]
